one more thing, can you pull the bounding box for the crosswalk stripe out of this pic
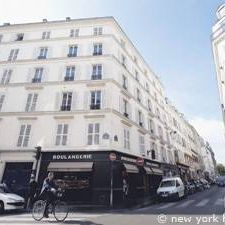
[157,202,176,209]
[176,200,195,208]
[195,199,209,207]
[214,198,224,205]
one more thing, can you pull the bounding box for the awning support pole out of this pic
[110,161,114,207]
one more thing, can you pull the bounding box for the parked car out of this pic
[157,177,185,201]
[0,185,25,213]
[200,179,210,189]
[184,181,196,195]
[193,180,204,191]
[217,176,225,187]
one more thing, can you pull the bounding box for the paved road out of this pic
[0,186,224,225]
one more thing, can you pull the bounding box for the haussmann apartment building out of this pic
[0,16,215,207]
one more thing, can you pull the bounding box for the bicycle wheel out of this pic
[32,200,46,221]
[53,201,69,222]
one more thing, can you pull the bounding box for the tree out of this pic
[216,164,225,175]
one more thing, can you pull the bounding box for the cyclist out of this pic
[40,172,57,218]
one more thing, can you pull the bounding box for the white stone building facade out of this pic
[0,17,212,205]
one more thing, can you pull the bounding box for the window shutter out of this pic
[83,91,90,110]
[55,92,61,111]
[135,108,139,124]
[127,102,132,120]
[27,68,33,82]
[119,96,123,113]
[43,67,49,82]
[101,90,106,109]
[72,92,77,110]
[31,93,38,111]
[25,94,32,112]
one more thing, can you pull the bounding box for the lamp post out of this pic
[109,153,116,208]
[34,146,42,181]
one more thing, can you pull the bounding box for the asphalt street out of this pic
[0,186,224,225]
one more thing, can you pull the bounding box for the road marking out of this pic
[214,198,224,205]
[176,200,195,208]
[157,202,176,209]
[195,199,209,207]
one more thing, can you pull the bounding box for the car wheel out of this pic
[0,201,4,214]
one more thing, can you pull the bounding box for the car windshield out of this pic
[160,180,176,187]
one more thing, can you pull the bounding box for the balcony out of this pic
[64,76,74,81]
[91,75,102,80]
[60,105,71,111]
[90,104,101,110]
[67,53,77,57]
[123,112,129,118]
[32,78,41,83]
[93,52,102,56]
[37,55,46,60]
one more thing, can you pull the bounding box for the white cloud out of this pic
[190,117,225,164]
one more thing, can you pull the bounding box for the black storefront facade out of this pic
[38,150,164,207]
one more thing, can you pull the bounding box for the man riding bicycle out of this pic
[40,172,57,218]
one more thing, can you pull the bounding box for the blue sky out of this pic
[0,0,224,163]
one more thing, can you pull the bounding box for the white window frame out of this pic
[1,69,12,84]
[42,31,50,39]
[55,124,68,146]
[25,93,38,112]
[17,124,31,147]
[93,43,102,55]
[8,49,19,61]
[139,135,145,156]
[93,27,103,36]
[0,94,5,111]
[92,64,102,80]
[65,66,75,81]
[87,123,100,145]
[124,128,130,150]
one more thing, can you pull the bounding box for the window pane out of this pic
[95,123,100,133]
[88,124,93,133]
[94,134,99,144]
[57,124,63,135]
[87,135,92,145]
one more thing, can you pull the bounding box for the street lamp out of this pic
[34,146,42,180]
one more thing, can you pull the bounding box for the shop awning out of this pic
[144,166,153,174]
[124,163,139,173]
[151,167,163,175]
[47,162,93,172]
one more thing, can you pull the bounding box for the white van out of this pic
[157,177,185,201]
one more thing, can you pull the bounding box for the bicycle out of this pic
[32,189,69,222]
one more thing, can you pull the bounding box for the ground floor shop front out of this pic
[1,150,199,207]
[37,151,164,207]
